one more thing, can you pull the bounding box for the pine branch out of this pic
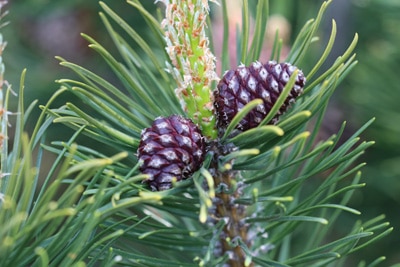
[0,1,397,266]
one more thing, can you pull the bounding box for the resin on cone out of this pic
[214,61,306,132]
[137,115,206,191]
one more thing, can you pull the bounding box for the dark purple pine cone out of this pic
[214,61,306,132]
[137,115,206,191]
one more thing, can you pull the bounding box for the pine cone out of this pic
[137,115,206,191]
[214,61,306,132]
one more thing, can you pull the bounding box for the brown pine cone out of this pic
[137,115,206,191]
[214,61,306,132]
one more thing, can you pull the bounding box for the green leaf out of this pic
[229,125,284,148]
[65,103,138,147]
[285,232,373,265]
[247,215,328,225]
[240,0,250,64]
[220,0,230,72]
[248,0,269,62]
[252,257,291,267]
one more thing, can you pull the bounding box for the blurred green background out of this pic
[3,0,399,265]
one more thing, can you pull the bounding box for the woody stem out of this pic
[210,141,252,267]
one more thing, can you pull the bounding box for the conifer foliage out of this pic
[0,0,397,266]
